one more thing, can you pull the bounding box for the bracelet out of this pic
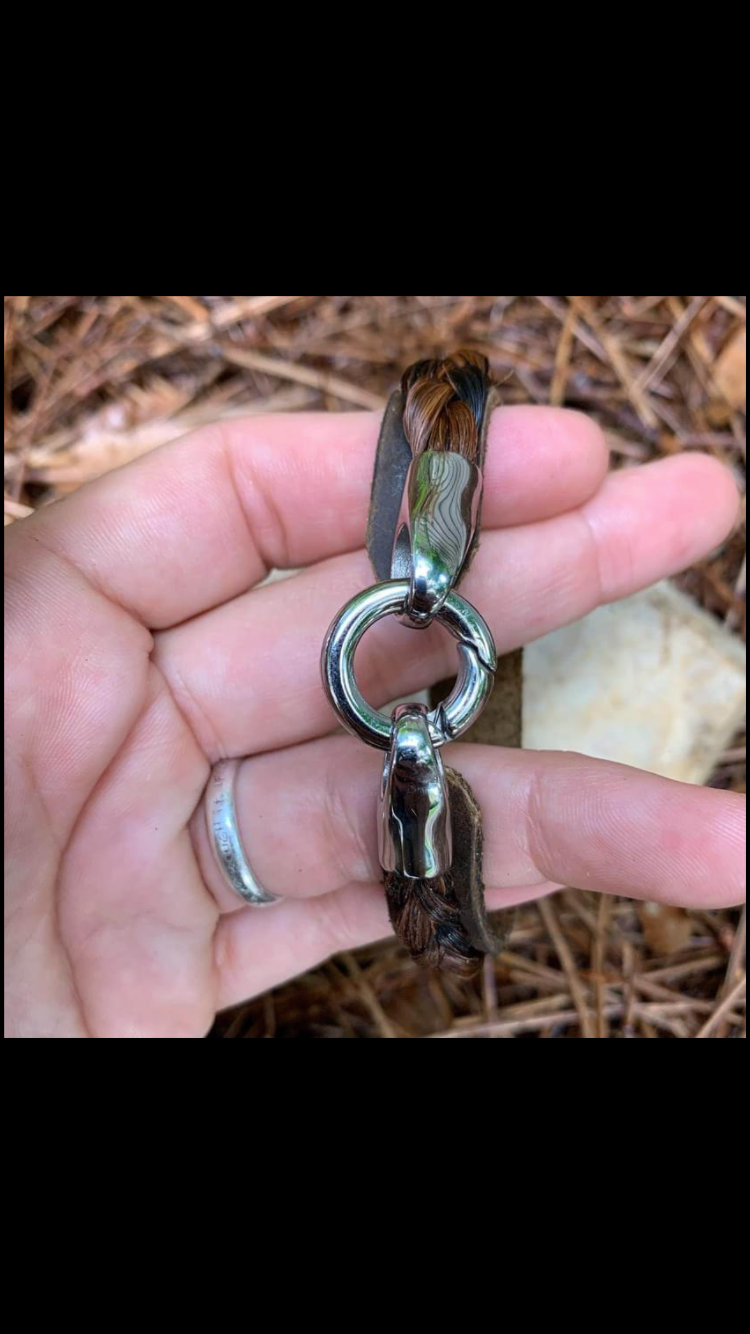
[322,352,515,976]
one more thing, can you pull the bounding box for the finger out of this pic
[198,734,746,909]
[192,731,564,917]
[210,736,745,1007]
[159,452,740,759]
[13,406,607,629]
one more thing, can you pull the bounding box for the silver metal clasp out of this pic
[391,449,482,627]
[321,580,497,751]
[379,703,452,880]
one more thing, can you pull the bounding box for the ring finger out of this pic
[199,734,746,1006]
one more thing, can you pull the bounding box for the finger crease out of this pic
[164,660,225,762]
[525,766,559,886]
[220,424,289,573]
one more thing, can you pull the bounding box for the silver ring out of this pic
[204,759,282,907]
[321,579,496,751]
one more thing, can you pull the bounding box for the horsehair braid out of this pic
[400,350,491,460]
[385,865,483,977]
[385,350,495,978]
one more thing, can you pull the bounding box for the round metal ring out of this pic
[205,759,282,906]
[321,579,497,751]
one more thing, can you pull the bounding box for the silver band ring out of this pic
[205,759,282,907]
[321,579,497,751]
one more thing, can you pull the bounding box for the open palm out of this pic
[4,407,745,1037]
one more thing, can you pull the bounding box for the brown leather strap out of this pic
[367,353,522,976]
[366,389,412,584]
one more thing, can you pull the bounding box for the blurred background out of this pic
[5,296,745,1038]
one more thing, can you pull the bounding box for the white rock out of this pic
[523,581,746,784]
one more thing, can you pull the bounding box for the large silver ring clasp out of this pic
[321,579,497,752]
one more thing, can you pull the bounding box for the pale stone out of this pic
[523,581,746,784]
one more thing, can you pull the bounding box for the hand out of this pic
[4,408,745,1037]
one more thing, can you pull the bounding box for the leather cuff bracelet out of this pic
[322,352,519,977]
